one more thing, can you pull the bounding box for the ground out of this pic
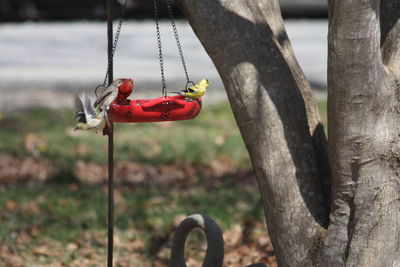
[0,100,327,266]
[0,178,276,267]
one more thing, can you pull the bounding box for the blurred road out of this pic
[0,19,327,111]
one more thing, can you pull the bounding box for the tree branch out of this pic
[175,0,330,265]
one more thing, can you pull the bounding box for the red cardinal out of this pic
[116,78,134,103]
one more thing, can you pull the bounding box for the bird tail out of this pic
[170,91,183,95]
[79,92,97,120]
[75,94,86,123]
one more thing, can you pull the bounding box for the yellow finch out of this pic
[171,79,209,100]
[74,92,103,132]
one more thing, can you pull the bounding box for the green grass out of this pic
[317,99,327,127]
[0,99,327,244]
[0,102,249,181]
[0,99,328,181]
[0,182,263,245]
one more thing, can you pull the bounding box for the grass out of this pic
[0,181,270,266]
[0,182,264,247]
[317,99,327,127]
[0,99,327,236]
[0,102,250,182]
[0,99,327,170]
[0,99,327,264]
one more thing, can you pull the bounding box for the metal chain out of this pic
[154,0,192,95]
[165,0,192,87]
[95,0,191,97]
[95,0,128,96]
[154,0,167,97]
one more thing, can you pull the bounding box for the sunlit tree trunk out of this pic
[323,0,400,266]
[175,0,400,266]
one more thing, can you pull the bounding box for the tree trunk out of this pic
[323,0,400,266]
[175,0,400,266]
[175,1,330,266]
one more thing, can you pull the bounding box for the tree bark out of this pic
[324,0,400,265]
[175,1,330,266]
[176,0,400,266]
[381,0,400,72]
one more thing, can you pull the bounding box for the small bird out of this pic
[170,79,209,100]
[94,79,125,112]
[74,92,103,132]
[94,79,132,128]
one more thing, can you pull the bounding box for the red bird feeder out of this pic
[106,79,202,123]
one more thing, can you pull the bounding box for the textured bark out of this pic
[175,0,400,266]
[381,0,400,72]
[175,1,330,266]
[324,0,400,266]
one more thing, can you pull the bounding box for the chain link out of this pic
[154,0,192,96]
[165,0,191,86]
[95,0,128,97]
[96,0,191,97]
[154,0,167,97]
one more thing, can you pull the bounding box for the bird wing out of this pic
[75,94,87,123]
[187,83,200,93]
[79,92,97,122]
[94,88,113,108]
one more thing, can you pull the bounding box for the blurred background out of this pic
[0,0,327,21]
[0,1,327,266]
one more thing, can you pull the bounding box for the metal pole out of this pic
[106,0,114,266]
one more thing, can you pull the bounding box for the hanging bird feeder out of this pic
[108,95,202,123]
[96,1,205,266]
[100,0,202,125]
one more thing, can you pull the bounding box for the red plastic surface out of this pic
[107,95,202,123]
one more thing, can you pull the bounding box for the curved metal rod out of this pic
[169,214,224,267]
[169,214,267,267]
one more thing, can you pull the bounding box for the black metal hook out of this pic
[95,84,106,97]
[185,80,195,91]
